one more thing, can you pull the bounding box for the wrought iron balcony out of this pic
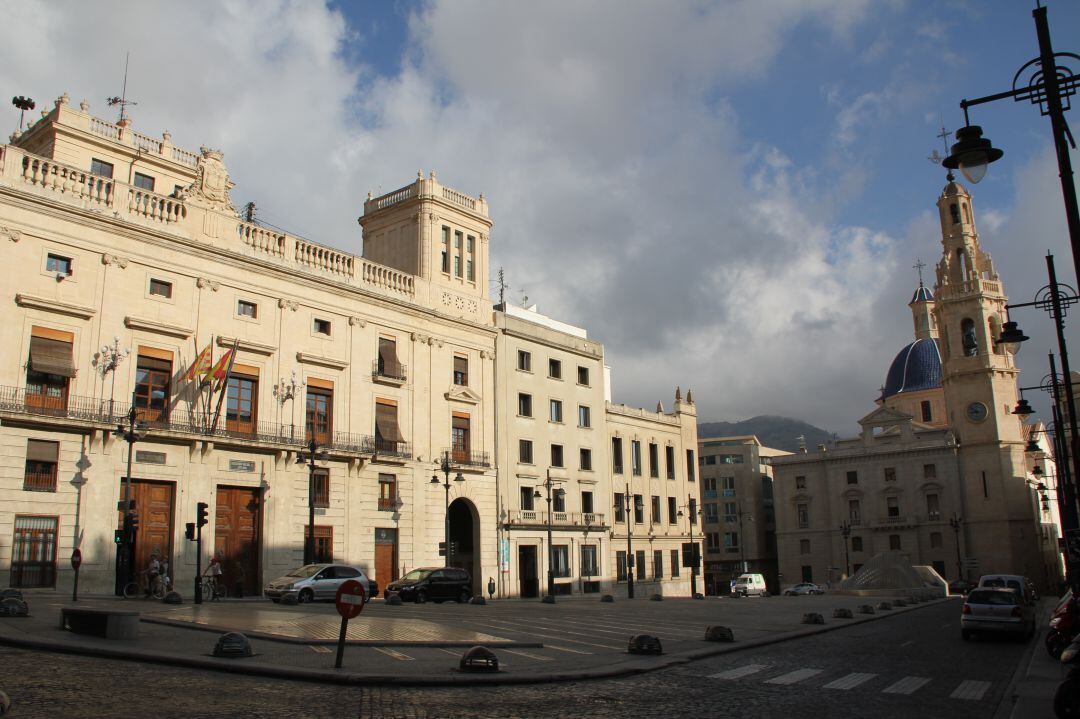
[372,359,407,383]
[373,437,412,460]
[445,448,491,468]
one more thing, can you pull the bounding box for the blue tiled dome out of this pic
[910,284,934,303]
[882,338,942,399]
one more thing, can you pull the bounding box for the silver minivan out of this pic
[264,563,371,604]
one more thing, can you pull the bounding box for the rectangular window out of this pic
[636,550,646,581]
[795,475,806,489]
[226,374,258,436]
[633,494,644,524]
[889,534,901,551]
[552,545,570,578]
[312,468,330,508]
[90,158,114,178]
[848,499,861,524]
[706,532,720,550]
[724,532,740,552]
[884,467,897,482]
[517,350,531,372]
[665,445,675,479]
[653,550,664,579]
[800,539,810,554]
[668,497,677,524]
[520,487,535,511]
[306,386,333,445]
[926,493,940,520]
[313,318,331,336]
[581,545,599,577]
[453,355,468,386]
[579,448,592,471]
[651,495,661,524]
[518,393,533,417]
[723,502,737,523]
[686,449,696,482]
[797,503,809,529]
[648,443,659,478]
[923,464,937,480]
[135,353,172,423]
[705,503,720,523]
[670,549,680,578]
[24,439,59,492]
[377,337,404,380]
[614,492,625,523]
[921,400,933,422]
[519,439,533,464]
[578,405,591,428]
[577,366,590,385]
[149,278,173,298]
[550,444,564,468]
[451,413,471,464]
[549,399,563,423]
[612,437,624,474]
[466,236,475,281]
[378,474,396,511]
[930,531,943,549]
[631,441,642,476]
[441,226,451,273]
[581,491,594,514]
[616,551,627,581]
[454,230,463,277]
[26,331,74,412]
[887,496,900,518]
[11,515,58,587]
[721,477,736,496]
[237,299,257,318]
[548,358,562,379]
[305,525,333,564]
[133,172,155,192]
[851,536,863,552]
[46,253,72,276]
[846,470,858,485]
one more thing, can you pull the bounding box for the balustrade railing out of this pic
[375,184,415,209]
[128,187,186,224]
[295,238,354,277]
[19,155,113,209]
[447,448,491,468]
[506,511,606,528]
[441,186,476,210]
[238,221,287,258]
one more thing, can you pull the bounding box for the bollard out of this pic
[470,596,486,605]
[704,625,735,642]
[163,591,183,604]
[693,592,705,600]
[858,604,875,614]
[601,594,614,603]
[459,646,499,673]
[650,593,663,601]
[802,612,825,625]
[541,595,555,604]
[628,634,663,655]
[833,608,853,619]
[212,632,254,658]
[385,593,403,606]
[877,601,892,611]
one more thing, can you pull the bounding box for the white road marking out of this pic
[882,676,932,695]
[950,680,992,700]
[464,620,622,650]
[708,664,769,680]
[504,649,554,662]
[372,647,414,661]
[900,640,915,647]
[823,673,878,690]
[765,668,824,685]
[309,645,332,654]
[546,644,593,655]
[435,648,461,656]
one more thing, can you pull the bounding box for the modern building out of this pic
[772,175,1060,592]
[697,436,789,595]
[0,93,697,598]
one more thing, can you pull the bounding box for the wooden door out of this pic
[518,545,538,598]
[214,487,261,597]
[374,528,398,585]
[126,479,174,580]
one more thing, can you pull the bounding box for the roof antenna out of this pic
[496,267,509,307]
[106,52,137,124]
[928,119,954,181]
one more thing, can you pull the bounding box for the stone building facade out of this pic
[0,94,697,598]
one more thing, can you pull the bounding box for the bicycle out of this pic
[200,575,228,600]
[122,571,167,600]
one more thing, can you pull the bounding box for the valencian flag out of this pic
[183,344,213,382]
[210,349,235,382]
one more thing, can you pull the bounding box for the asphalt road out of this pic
[0,600,1029,718]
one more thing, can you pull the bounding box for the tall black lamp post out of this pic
[618,487,641,599]
[431,452,464,565]
[535,472,565,602]
[943,4,1080,286]
[949,513,965,583]
[839,521,852,579]
[114,405,146,593]
[677,494,702,598]
[296,438,328,565]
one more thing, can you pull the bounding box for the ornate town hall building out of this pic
[0,94,698,598]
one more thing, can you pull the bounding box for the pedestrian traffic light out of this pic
[114,529,124,544]
[185,522,196,541]
[128,512,139,537]
[197,502,209,528]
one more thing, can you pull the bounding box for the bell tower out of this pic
[931,175,1038,577]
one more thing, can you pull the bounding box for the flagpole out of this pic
[208,339,239,434]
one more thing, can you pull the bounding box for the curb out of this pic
[992,598,1053,719]
[0,597,953,687]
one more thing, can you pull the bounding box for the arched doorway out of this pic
[448,498,480,594]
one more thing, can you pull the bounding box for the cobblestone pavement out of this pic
[0,600,1029,718]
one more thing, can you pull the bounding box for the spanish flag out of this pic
[210,349,235,382]
[183,344,212,381]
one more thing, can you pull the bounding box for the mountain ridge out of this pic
[697,415,833,454]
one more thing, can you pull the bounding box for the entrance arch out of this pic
[448,497,481,594]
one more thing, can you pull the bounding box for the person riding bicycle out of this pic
[202,553,224,598]
[142,553,161,597]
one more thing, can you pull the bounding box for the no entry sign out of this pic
[70,548,82,570]
[335,579,366,620]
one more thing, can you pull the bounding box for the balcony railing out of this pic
[0,385,124,424]
[23,469,57,492]
[372,360,407,383]
[378,497,397,512]
[373,437,412,460]
[505,511,607,529]
[446,448,491,468]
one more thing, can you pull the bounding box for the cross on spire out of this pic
[913,258,926,287]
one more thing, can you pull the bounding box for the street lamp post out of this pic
[114,405,146,592]
[92,336,129,418]
[676,494,701,598]
[582,515,593,594]
[949,513,965,583]
[839,521,852,579]
[431,452,464,565]
[536,472,565,602]
[619,486,640,599]
[296,438,328,566]
[944,4,1080,286]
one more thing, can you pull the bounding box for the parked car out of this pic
[385,567,472,604]
[732,573,769,597]
[961,587,1036,641]
[977,574,1035,605]
[264,563,372,604]
[368,578,379,600]
[948,579,974,596]
[783,582,825,596]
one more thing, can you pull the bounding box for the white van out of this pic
[977,574,1035,604]
[733,573,768,597]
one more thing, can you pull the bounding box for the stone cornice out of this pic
[15,292,96,319]
[216,335,276,356]
[124,315,193,339]
[296,351,349,370]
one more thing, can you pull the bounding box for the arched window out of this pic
[988,316,1003,354]
[963,203,971,223]
[950,203,961,224]
[958,248,971,280]
[961,318,977,356]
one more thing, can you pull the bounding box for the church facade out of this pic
[772,177,1063,592]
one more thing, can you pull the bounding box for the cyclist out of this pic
[143,553,161,598]
[202,553,224,599]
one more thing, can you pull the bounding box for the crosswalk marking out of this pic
[372,647,414,661]
[823,673,877,690]
[765,668,823,685]
[882,676,931,695]
[504,649,553,662]
[709,664,769,680]
[950,680,991,700]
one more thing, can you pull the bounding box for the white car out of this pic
[784,582,825,596]
[264,563,371,604]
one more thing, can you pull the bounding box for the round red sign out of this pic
[335,579,366,620]
[70,548,82,570]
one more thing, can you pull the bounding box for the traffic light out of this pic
[197,502,209,528]
[114,529,124,544]
[128,512,139,538]
[438,541,447,557]
[185,522,196,541]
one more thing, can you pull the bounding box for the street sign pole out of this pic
[70,548,82,602]
[334,579,366,669]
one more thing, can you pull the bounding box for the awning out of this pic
[378,338,401,376]
[26,439,59,462]
[29,336,76,378]
[375,402,404,443]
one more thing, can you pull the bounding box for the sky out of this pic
[3,0,1079,436]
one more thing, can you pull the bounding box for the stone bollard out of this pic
[163,591,183,604]
[0,598,28,617]
[693,592,705,600]
[650,593,663,601]
[281,592,299,606]
[628,634,663,655]
[460,646,499,673]
[212,632,253,658]
[802,612,825,625]
[833,608,853,619]
[601,594,614,603]
[893,599,907,607]
[470,596,486,605]
[907,596,920,604]
[877,601,892,611]
[385,593,403,606]
[704,625,735,642]
[541,595,555,604]
[858,604,875,614]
